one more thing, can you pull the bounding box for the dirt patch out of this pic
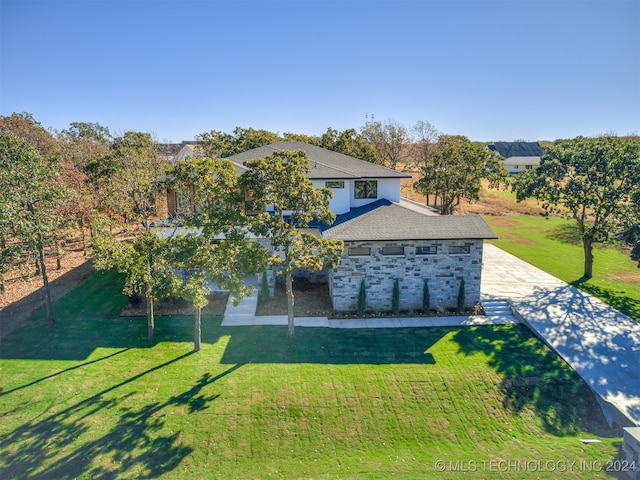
[1,243,95,339]
[607,271,640,283]
[120,292,229,317]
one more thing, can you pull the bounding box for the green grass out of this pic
[0,270,620,479]
[484,215,640,322]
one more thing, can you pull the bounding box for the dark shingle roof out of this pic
[488,142,545,158]
[226,142,410,180]
[322,201,498,241]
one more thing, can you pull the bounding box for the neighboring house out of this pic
[161,141,498,313]
[488,142,545,174]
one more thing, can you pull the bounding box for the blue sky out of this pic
[1,0,639,143]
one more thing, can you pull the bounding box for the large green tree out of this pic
[90,131,167,340]
[241,150,343,338]
[415,135,507,215]
[0,134,72,326]
[513,135,640,279]
[168,156,267,351]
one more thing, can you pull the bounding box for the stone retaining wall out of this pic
[328,240,484,312]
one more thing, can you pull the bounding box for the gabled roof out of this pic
[488,142,545,158]
[226,141,410,180]
[321,200,498,241]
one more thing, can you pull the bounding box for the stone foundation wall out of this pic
[329,240,484,312]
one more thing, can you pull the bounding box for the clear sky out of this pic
[1,0,639,143]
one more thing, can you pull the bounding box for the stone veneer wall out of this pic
[328,240,484,312]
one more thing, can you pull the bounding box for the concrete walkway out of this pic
[222,244,640,428]
[481,244,640,428]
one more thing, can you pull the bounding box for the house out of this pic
[488,141,545,174]
[225,142,498,312]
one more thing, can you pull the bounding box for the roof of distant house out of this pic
[226,141,411,180]
[321,199,498,241]
[488,142,545,158]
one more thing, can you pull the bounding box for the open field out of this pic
[0,270,621,479]
[484,215,640,322]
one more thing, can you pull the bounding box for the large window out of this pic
[354,180,377,199]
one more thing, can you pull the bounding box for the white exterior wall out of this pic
[349,178,401,209]
[313,180,352,215]
[504,156,541,174]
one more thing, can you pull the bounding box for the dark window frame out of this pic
[416,245,437,255]
[348,246,371,256]
[354,180,378,199]
[382,246,404,256]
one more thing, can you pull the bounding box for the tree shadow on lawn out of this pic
[453,324,616,438]
[0,352,239,479]
[572,277,640,323]
[218,325,438,365]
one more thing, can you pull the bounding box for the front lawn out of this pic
[0,270,620,479]
[484,215,640,322]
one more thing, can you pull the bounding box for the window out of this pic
[348,247,371,256]
[416,246,437,255]
[449,245,470,254]
[382,246,404,256]
[325,181,345,189]
[354,180,377,199]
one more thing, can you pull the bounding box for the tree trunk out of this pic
[583,237,594,279]
[194,307,201,352]
[38,247,55,327]
[286,270,295,339]
[146,292,155,341]
[1,274,5,295]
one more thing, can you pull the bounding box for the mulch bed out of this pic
[120,292,229,317]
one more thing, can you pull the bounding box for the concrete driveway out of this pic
[481,244,640,428]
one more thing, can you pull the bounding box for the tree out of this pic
[90,131,167,340]
[168,156,267,351]
[360,119,409,169]
[410,120,439,171]
[195,127,281,158]
[0,133,72,326]
[93,229,178,341]
[318,127,378,163]
[414,135,507,215]
[241,150,344,338]
[513,135,640,279]
[58,122,112,254]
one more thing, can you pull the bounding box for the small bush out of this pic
[423,279,430,312]
[357,279,366,315]
[457,278,466,311]
[260,271,269,302]
[392,278,400,314]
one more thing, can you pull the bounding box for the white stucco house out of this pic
[164,141,498,313]
[488,142,545,175]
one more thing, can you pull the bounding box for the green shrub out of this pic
[260,271,269,302]
[457,278,466,311]
[392,278,400,314]
[423,279,430,312]
[357,279,366,314]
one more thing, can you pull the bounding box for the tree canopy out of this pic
[513,135,640,279]
[414,134,507,215]
[241,150,343,338]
